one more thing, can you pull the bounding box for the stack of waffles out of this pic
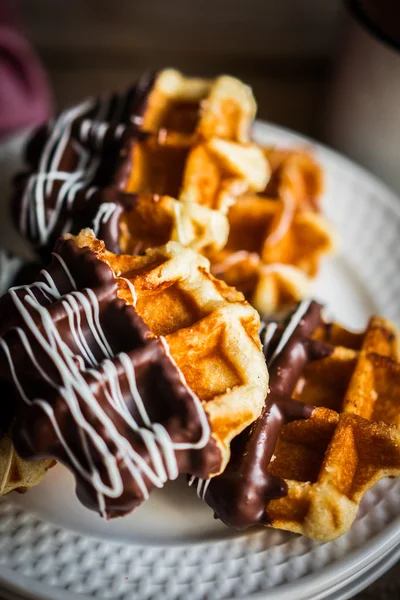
[0,69,399,541]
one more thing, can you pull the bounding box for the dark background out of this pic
[20,0,343,137]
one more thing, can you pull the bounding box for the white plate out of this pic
[0,121,400,600]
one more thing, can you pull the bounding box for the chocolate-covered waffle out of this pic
[0,230,268,515]
[191,300,400,541]
[209,148,336,314]
[70,229,268,473]
[12,73,230,257]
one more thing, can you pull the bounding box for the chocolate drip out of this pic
[202,300,333,529]
[0,237,220,517]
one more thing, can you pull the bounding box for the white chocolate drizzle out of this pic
[19,94,130,248]
[188,474,211,501]
[0,252,211,515]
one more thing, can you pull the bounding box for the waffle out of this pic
[71,229,268,473]
[263,147,324,211]
[12,90,135,255]
[209,148,336,315]
[107,71,268,213]
[192,300,400,541]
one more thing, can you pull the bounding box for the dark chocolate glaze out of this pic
[203,300,333,529]
[0,237,221,517]
[11,72,157,258]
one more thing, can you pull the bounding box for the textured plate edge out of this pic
[248,524,400,600]
[319,543,400,600]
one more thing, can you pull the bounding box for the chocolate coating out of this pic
[201,300,333,529]
[0,237,220,517]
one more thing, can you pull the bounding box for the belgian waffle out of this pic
[71,229,269,473]
[209,148,336,315]
[0,234,227,516]
[192,300,400,541]
[11,73,231,256]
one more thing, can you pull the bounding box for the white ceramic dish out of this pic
[0,121,399,600]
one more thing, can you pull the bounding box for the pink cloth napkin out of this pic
[0,1,52,137]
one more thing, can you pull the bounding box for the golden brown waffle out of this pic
[266,314,400,541]
[0,434,54,496]
[142,69,256,142]
[70,229,269,474]
[179,138,269,211]
[209,147,336,315]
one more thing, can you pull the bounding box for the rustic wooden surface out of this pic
[3,1,398,597]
